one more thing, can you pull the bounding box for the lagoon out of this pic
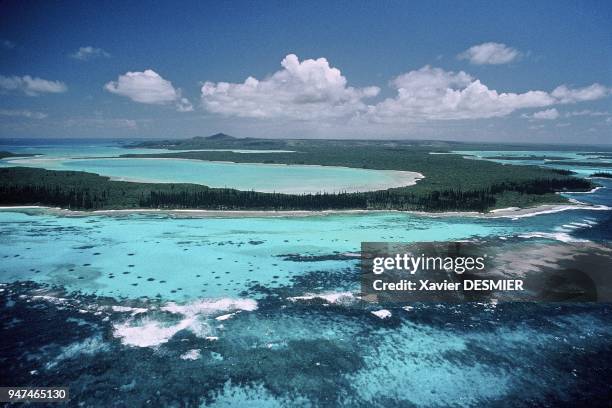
[2,156,421,193]
[1,203,609,301]
[0,142,422,193]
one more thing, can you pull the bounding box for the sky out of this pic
[0,0,611,144]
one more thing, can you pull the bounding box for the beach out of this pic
[1,202,609,219]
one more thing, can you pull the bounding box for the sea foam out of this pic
[288,291,356,305]
[113,297,257,348]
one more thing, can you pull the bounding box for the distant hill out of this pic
[190,133,238,141]
[205,133,237,140]
[130,133,288,149]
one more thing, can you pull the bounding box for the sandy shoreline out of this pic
[0,202,609,219]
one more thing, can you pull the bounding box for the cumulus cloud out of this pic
[0,75,67,96]
[105,70,178,103]
[105,69,192,111]
[527,108,560,120]
[0,109,48,119]
[365,66,611,123]
[200,54,379,120]
[551,83,610,104]
[197,55,610,125]
[367,66,554,122]
[70,46,110,61]
[565,110,609,117]
[176,97,194,112]
[458,42,521,65]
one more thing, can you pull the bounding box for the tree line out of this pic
[0,171,592,212]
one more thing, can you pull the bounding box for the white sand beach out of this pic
[1,202,609,219]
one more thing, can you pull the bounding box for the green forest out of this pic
[0,135,600,212]
[0,165,591,212]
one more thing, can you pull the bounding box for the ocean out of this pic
[1,140,611,406]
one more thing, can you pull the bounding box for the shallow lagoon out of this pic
[0,141,421,193]
[455,149,612,177]
[5,156,419,193]
[0,206,609,301]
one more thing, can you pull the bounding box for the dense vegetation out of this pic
[591,172,612,178]
[0,139,593,213]
[0,134,601,211]
[133,134,612,153]
[126,134,594,208]
[0,151,35,159]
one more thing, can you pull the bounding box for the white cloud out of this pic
[458,42,521,65]
[551,84,610,103]
[200,54,379,120]
[367,66,554,122]
[0,75,67,96]
[523,108,611,120]
[197,56,610,126]
[0,109,48,119]
[105,70,177,104]
[70,46,110,61]
[105,69,192,111]
[528,108,560,120]
[176,97,194,112]
[565,110,609,117]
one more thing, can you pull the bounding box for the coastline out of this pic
[1,202,609,219]
[561,186,604,194]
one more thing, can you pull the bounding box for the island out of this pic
[0,151,36,159]
[0,134,595,212]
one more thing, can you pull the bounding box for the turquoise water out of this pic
[1,205,609,301]
[1,140,611,407]
[455,149,612,177]
[0,142,418,193]
[0,211,511,300]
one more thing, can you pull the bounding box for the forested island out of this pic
[0,151,36,159]
[0,134,597,212]
[0,166,591,212]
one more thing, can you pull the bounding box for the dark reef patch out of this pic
[1,281,611,407]
[279,253,360,262]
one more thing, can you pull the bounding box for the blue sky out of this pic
[0,0,610,144]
